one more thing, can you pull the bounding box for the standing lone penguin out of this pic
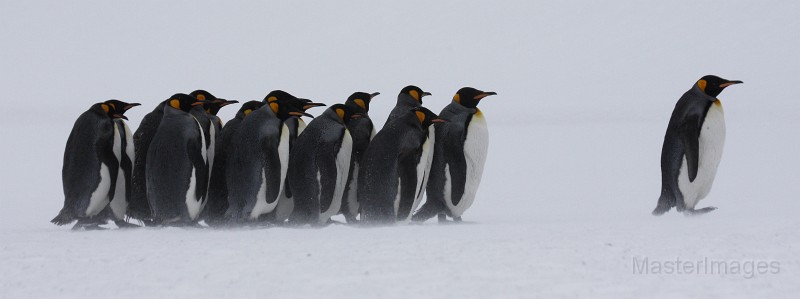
[652,75,742,216]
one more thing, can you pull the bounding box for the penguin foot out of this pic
[328,219,347,225]
[114,220,141,229]
[71,222,106,231]
[684,206,717,216]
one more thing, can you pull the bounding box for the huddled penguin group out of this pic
[53,86,495,229]
[53,75,744,229]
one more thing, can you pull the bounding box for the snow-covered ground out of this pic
[1,1,798,298]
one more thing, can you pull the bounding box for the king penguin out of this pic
[128,99,169,224]
[205,100,265,225]
[225,90,315,224]
[359,106,443,224]
[412,87,496,223]
[288,104,359,225]
[146,94,211,225]
[105,100,141,228]
[339,91,380,223]
[191,92,239,225]
[272,97,326,223]
[652,75,743,216]
[386,85,431,123]
[52,100,135,229]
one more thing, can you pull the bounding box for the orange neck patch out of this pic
[101,104,110,113]
[269,102,279,113]
[354,99,366,109]
[415,111,425,123]
[409,90,420,102]
[454,93,461,104]
[196,94,206,101]
[170,99,180,109]
[243,109,253,117]
[335,108,345,121]
[267,96,278,103]
[697,79,707,92]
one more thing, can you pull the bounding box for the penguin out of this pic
[225,90,315,223]
[385,85,431,123]
[189,92,239,225]
[652,75,743,216]
[412,87,496,223]
[52,100,133,229]
[287,104,359,225]
[339,92,380,223]
[146,94,210,225]
[188,91,218,186]
[272,97,327,223]
[359,106,443,224]
[105,100,141,228]
[128,99,169,223]
[205,100,263,226]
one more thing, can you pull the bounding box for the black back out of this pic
[128,100,167,222]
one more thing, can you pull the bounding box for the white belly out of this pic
[86,163,112,217]
[444,111,489,217]
[250,169,278,219]
[320,130,352,223]
[678,101,725,209]
[185,167,204,220]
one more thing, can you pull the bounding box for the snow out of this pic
[1,1,799,298]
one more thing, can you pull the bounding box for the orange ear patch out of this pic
[415,111,425,123]
[336,108,345,120]
[354,99,366,109]
[269,102,279,113]
[101,104,110,113]
[454,93,461,104]
[267,96,278,103]
[170,99,180,109]
[697,79,707,92]
[243,109,253,116]
[409,90,420,102]
[196,94,206,101]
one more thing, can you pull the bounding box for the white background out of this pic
[1,1,798,298]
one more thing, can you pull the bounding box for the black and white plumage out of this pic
[225,91,314,223]
[52,100,138,229]
[339,91,380,223]
[146,94,210,225]
[288,104,358,225]
[359,106,443,224]
[652,75,742,216]
[205,100,260,226]
[413,87,496,223]
[105,100,140,228]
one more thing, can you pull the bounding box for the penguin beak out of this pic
[421,91,432,97]
[123,103,141,111]
[289,111,315,118]
[432,118,447,123]
[370,92,381,99]
[302,102,327,110]
[475,91,497,100]
[113,114,128,120]
[218,99,239,107]
[719,81,743,88]
[191,101,208,106]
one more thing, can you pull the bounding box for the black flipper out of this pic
[683,114,702,182]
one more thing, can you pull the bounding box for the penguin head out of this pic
[189,90,238,115]
[167,93,206,112]
[262,90,322,120]
[237,100,265,118]
[330,103,361,124]
[453,87,497,109]
[697,75,743,98]
[400,85,431,104]
[103,99,140,120]
[206,99,240,115]
[345,91,380,114]
[411,106,446,128]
